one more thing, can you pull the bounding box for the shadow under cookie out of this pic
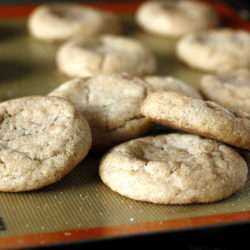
[0,60,32,84]
[0,25,25,42]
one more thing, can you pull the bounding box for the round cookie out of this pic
[0,96,92,192]
[200,68,250,113]
[136,0,219,37]
[99,133,248,204]
[56,34,157,77]
[28,3,121,42]
[49,74,153,151]
[141,90,250,150]
[145,75,202,99]
[177,29,250,72]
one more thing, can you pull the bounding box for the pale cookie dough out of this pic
[200,69,250,113]
[56,34,157,77]
[99,133,248,204]
[0,96,92,192]
[145,75,202,99]
[141,90,250,150]
[28,3,121,42]
[177,29,250,72]
[49,74,153,151]
[136,0,219,37]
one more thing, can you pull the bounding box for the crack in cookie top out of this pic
[177,29,250,71]
[136,0,219,37]
[0,96,92,192]
[99,133,248,204]
[49,74,153,151]
[141,90,250,150]
[28,3,121,42]
[144,75,202,99]
[200,69,250,113]
[56,35,157,77]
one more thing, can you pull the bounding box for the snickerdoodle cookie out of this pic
[136,0,219,37]
[200,68,250,113]
[49,74,153,151]
[177,29,250,72]
[145,75,202,99]
[0,96,92,192]
[99,133,248,204]
[56,34,157,77]
[28,3,121,42]
[141,90,250,150]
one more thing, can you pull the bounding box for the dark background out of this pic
[0,0,249,10]
[0,0,249,21]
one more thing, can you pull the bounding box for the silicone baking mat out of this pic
[0,1,250,249]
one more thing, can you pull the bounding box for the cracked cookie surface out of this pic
[56,34,157,77]
[141,90,250,150]
[145,75,202,99]
[136,0,219,37]
[177,29,250,72]
[200,69,250,113]
[99,133,248,204]
[49,74,153,151]
[28,3,121,42]
[0,96,92,192]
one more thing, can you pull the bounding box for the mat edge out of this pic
[0,210,249,249]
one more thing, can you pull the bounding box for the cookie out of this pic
[49,74,153,151]
[200,68,250,113]
[56,34,157,77]
[177,29,250,72]
[0,96,92,192]
[145,75,202,99]
[99,133,247,204]
[28,3,121,42]
[136,0,219,37]
[141,90,250,150]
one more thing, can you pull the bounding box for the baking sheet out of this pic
[0,3,250,249]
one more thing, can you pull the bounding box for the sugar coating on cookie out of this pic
[145,75,202,99]
[136,0,219,37]
[28,3,121,42]
[49,74,153,151]
[141,90,250,150]
[56,35,157,77]
[100,133,248,204]
[200,69,250,113]
[177,29,250,72]
[0,96,92,192]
